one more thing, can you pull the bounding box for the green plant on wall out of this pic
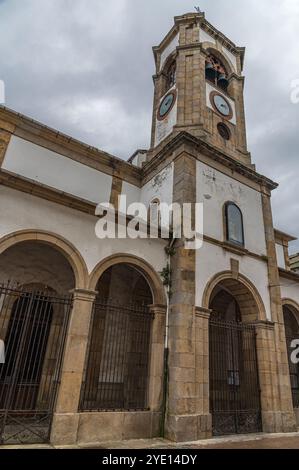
[160,244,176,299]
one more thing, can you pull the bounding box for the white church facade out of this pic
[0,11,298,445]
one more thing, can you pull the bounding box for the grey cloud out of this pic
[0,0,298,250]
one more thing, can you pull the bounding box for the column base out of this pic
[50,413,79,446]
[294,408,299,427]
[262,411,297,433]
[51,411,162,446]
[165,413,212,442]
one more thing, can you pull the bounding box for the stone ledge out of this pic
[51,411,162,446]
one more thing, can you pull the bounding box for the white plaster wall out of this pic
[220,45,237,73]
[280,277,299,306]
[3,136,112,204]
[197,161,267,255]
[140,163,173,208]
[160,34,179,71]
[0,186,167,277]
[155,87,177,146]
[206,82,236,125]
[276,244,286,270]
[196,241,272,321]
[199,28,216,46]
[121,182,141,209]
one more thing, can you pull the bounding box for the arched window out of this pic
[165,61,176,92]
[224,202,244,247]
[148,198,161,228]
[205,53,229,92]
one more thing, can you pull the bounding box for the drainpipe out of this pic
[160,236,176,437]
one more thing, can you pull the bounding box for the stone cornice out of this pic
[275,229,297,245]
[252,320,275,331]
[0,109,278,201]
[201,18,242,55]
[152,12,244,70]
[143,132,278,191]
[152,23,178,57]
[0,105,142,188]
[279,268,299,284]
[195,306,212,320]
[0,168,278,265]
[174,12,243,57]
[0,169,96,215]
[204,235,268,262]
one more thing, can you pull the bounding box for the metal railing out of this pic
[209,317,262,436]
[80,300,153,412]
[0,282,72,444]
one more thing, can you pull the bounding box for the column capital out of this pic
[251,320,275,331]
[70,288,98,302]
[195,306,212,320]
[149,304,167,316]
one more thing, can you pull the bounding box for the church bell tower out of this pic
[150,11,252,168]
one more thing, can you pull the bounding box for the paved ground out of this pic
[93,433,299,450]
[1,432,299,449]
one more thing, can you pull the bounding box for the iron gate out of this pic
[285,333,299,408]
[284,312,299,409]
[0,282,72,444]
[80,300,153,412]
[209,318,262,436]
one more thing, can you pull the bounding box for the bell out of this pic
[218,73,229,90]
[205,62,217,81]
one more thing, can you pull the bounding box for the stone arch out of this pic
[161,51,177,95]
[0,230,88,289]
[161,50,177,75]
[88,253,167,306]
[282,299,299,322]
[201,42,235,77]
[202,270,267,322]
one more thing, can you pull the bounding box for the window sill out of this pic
[221,241,248,256]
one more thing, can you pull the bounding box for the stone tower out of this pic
[149,11,252,168]
[146,12,297,442]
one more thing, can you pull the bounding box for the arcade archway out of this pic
[207,276,262,436]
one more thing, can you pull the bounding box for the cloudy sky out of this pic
[0,0,298,251]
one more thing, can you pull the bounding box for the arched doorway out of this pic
[208,277,262,436]
[0,289,54,412]
[0,240,75,444]
[80,264,154,412]
[283,304,299,410]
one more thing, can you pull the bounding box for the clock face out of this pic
[210,92,233,119]
[157,91,176,120]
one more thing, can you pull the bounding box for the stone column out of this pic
[148,305,167,437]
[166,152,209,442]
[260,187,297,432]
[50,288,97,445]
[254,320,280,432]
[148,305,167,412]
[194,307,212,438]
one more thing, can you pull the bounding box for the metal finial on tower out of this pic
[194,6,202,13]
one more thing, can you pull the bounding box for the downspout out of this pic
[160,236,176,437]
